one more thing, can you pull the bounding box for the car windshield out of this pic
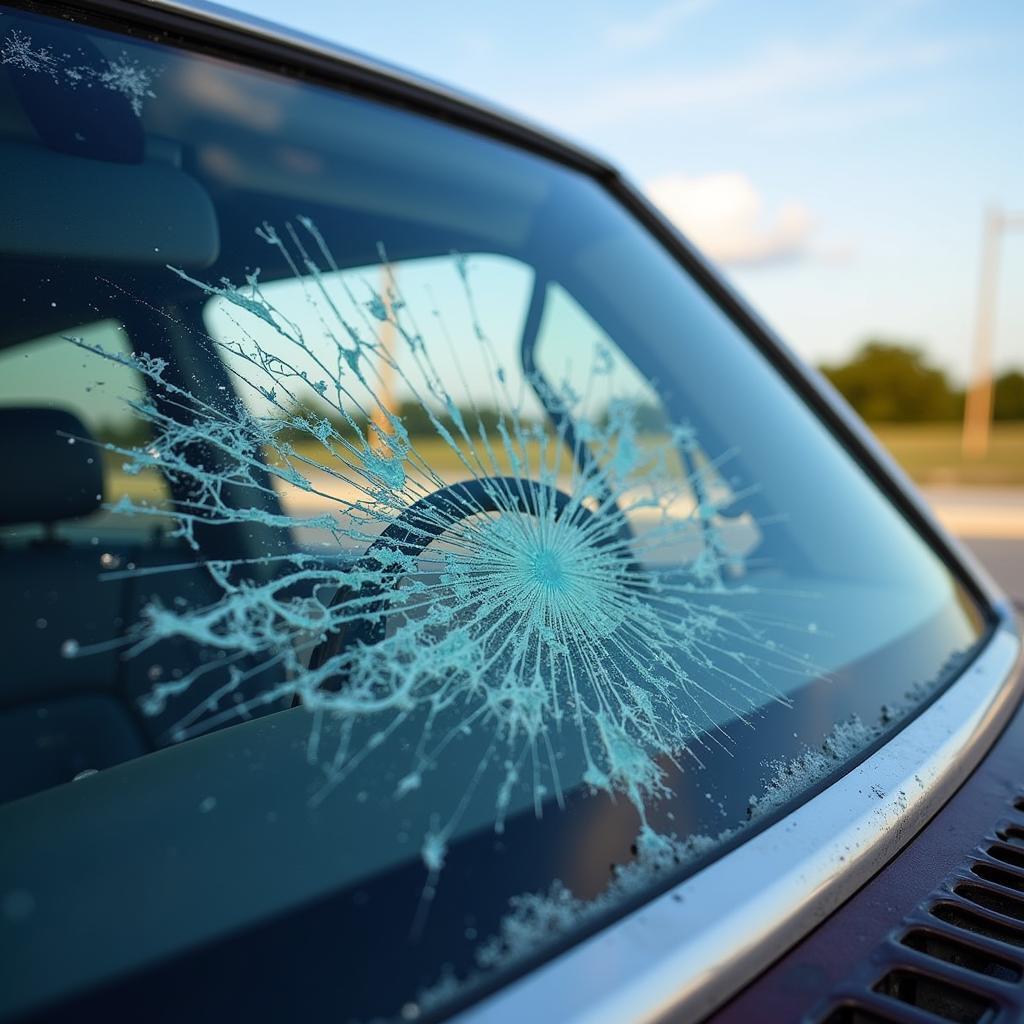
[0,7,987,1021]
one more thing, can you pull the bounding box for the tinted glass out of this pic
[0,8,986,1021]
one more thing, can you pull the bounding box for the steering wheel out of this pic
[308,476,611,689]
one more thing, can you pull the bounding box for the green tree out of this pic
[994,370,1024,421]
[819,341,960,422]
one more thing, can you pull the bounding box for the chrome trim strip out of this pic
[458,624,1023,1024]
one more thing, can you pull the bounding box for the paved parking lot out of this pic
[924,488,1024,603]
[962,537,1024,605]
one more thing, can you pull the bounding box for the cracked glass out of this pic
[0,7,987,1022]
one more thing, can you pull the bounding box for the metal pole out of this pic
[371,266,396,452]
[962,207,1003,459]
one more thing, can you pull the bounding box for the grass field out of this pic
[870,423,1024,487]
[276,424,1024,489]
[100,422,1024,509]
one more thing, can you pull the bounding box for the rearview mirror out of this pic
[0,139,219,267]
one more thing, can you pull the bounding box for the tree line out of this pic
[93,340,1024,447]
[819,341,1024,423]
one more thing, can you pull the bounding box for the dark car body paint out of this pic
[709,644,1024,1023]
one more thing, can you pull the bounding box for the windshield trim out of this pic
[457,622,1023,1024]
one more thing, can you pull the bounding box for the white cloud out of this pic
[604,0,716,50]
[645,172,815,266]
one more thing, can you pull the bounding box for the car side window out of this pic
[534,281,762,568]
[203,252,537,539]
[0,318,168,537]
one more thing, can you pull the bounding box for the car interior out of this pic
[0,10,768,807]
[0,8,978,820]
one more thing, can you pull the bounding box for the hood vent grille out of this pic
[815,791,1024,1023]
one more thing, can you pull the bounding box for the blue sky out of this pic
[233,0,1024,381]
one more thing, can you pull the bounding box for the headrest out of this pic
[0,408,103,526]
